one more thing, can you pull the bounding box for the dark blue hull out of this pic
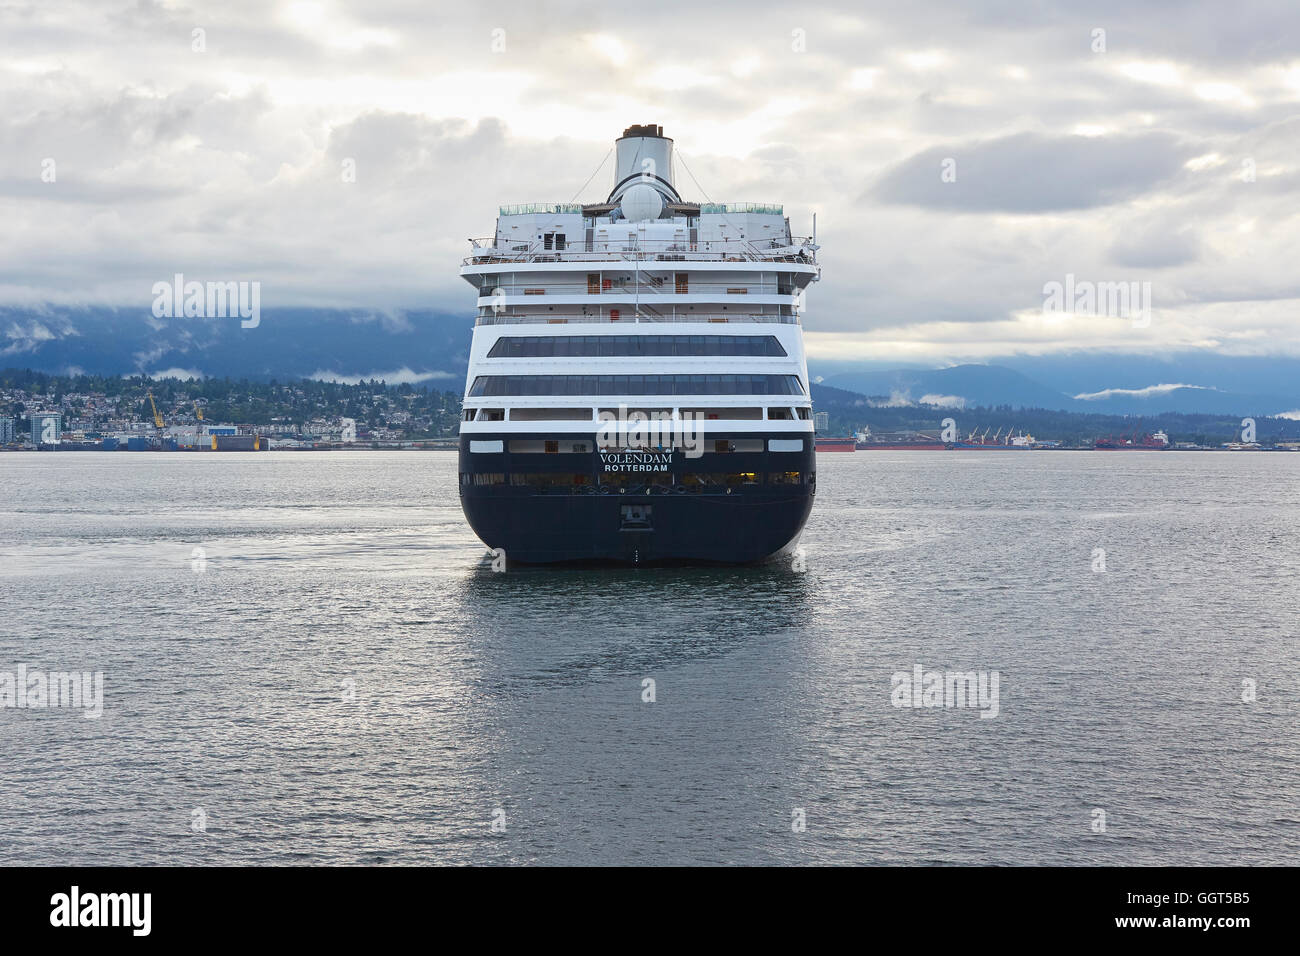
[458,432,815,565]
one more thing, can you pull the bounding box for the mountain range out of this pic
[813,356,1300,417]
[1,306,469,387]
[4,306,1298,418]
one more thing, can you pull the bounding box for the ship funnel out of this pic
[610,123,680,211]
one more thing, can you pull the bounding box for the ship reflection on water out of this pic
[450,559,819,692]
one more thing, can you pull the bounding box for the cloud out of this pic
[870,389,916,407]
[2,0,1300,368]
[347,309,415,334]
[2,320,58,354]
[309,367,455,385]
[860,389,965,408]
[132,346,168,369]
[918,393,967,408]
[1073,383,1216,400]
[149,367,205,381]
[869,132,1193,213]
[1109,223,1203,269]
[1275,409,1300,420]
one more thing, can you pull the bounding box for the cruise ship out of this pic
[457,124,820,564]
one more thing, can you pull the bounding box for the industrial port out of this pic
[816,424,1300,452]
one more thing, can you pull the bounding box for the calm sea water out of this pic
[0,450,1296,866]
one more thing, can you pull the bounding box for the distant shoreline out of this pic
[3,445,1296,454]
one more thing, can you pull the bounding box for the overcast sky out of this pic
[3,0,1299,363]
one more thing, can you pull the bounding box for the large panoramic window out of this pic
[467,374,805,397]
[487,335,787,358]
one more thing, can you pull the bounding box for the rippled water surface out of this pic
[1,450,1297,865]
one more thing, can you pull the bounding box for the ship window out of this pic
[468,375,803,397]
[796,408,812,420]
[509,473,590,488]
[679,407,764,420]
[676,472,757,490]
[468,472,505,485]
[508,407,593,421]
[769,439,805,452]
[597,407,674,419]
[597,472,674,488]
[486,335,785,358]
[705,438,764,452]
[509,439,592,453]
[475,408,505,421]
[768,471,804,485]
[767,407,794,420]
[469,440,504,454]
[682,473,723,485]
[463,409,475,421]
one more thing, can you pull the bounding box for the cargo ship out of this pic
[1094,429,1169,449]
[456,124,820,564]
[36,430,267,451]
[814,437,856,452]
[858,440,946,450]
[949,427,1037,449]
[857,430,945,450]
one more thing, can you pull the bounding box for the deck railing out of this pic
[474,312,799,326]
[498,203,584,216]
[463,236,817,267]
[475,281,799,297]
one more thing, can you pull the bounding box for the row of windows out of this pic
[488,438,805,453]
[464,407,812,422]
[468,375,806,397]
[466,437,809,454]
[487,335,787,358]
[462,472,813,489]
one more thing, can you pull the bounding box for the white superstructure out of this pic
[458,124,819,436]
